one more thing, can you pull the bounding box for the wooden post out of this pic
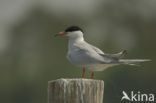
[48,78,104,103]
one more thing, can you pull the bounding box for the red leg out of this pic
[91,72,94,79]
[81,68,85,78]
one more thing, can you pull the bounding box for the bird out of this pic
[55,26,150,79]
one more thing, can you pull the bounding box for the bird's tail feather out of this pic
[124,63,141,67]
[119,59,151,64]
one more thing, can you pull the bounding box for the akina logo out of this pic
[121,91,155,102]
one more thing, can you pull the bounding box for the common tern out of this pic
[55,26,150,79]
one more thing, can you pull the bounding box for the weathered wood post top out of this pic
[48,78,104,103]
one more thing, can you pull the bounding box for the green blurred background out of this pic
[0,0,156,103]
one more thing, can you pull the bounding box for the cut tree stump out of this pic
[48,78,104,103]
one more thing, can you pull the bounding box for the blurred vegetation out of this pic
[0,0,156,103]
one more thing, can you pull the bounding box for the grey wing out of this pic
[88,42,127,59]
[69,48,105,66]
[87,43,105,55]
[88,43,120,62]
[72,42,116,65]
[103,50,127,59]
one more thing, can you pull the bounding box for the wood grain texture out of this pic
[48,78,104,103]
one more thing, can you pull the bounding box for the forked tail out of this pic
[119,59,151,64]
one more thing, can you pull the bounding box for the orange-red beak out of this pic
[55,32,67,37]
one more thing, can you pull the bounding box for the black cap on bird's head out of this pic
[65,26,83,33]
[55,26,84,37]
